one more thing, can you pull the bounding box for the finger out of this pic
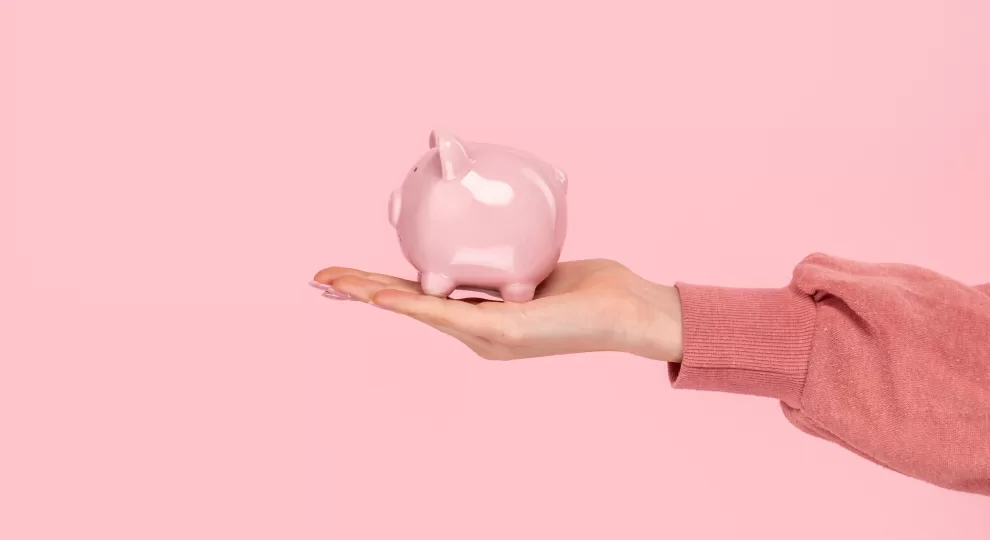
[371,288,511,339]
[328,275,397,302]
[328,277,495,349]
[330,276,495,306]
[326,274,420,297]
[313,266,420,291]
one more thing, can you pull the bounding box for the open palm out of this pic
[312,259,683,362]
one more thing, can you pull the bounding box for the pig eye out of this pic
[413,167,418,172]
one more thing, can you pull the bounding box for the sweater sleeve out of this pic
[670,253,990,496]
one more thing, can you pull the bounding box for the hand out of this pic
[311,259,684,362]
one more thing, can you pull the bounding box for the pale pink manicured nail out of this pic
[310,280,353,300]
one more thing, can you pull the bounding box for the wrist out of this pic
[621,280,684,363]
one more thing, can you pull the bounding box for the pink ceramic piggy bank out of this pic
[389,130,568,302]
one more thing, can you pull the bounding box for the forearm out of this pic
[666,253,990,496]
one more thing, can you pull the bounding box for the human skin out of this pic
[311,259,685,363]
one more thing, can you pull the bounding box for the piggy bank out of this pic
[388,129,568,302]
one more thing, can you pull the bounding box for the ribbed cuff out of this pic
[669,284,818,408]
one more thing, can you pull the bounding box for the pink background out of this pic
[3,1,989,538]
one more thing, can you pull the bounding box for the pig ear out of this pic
[429,129,471,181]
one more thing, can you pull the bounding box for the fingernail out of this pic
[310,280,353,300]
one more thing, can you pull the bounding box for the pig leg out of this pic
[420,272,457,298]
[500,283,537,303]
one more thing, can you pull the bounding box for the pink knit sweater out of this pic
[672,253,989,496]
